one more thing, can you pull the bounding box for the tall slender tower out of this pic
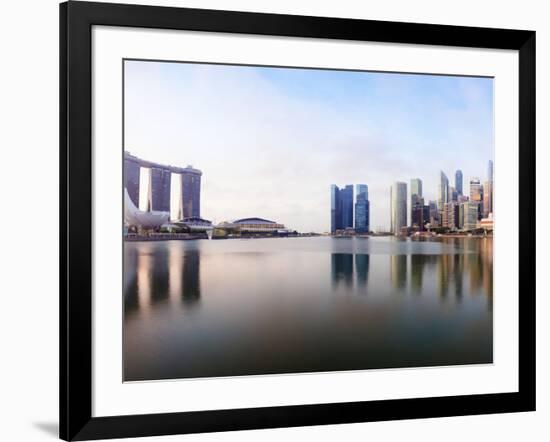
[355,184,370,233]
[391,182,407,235]
[331,184,354,233]
[149,167,171,212]
[341,185,354,229]
[469,177,484,220]
[487,160,494,182]
[455,170,463,196]
[438,171,449,220]
[178,166,202,219]
[410,178,423,229]
[331,185,342,233]
[484,160,494,217]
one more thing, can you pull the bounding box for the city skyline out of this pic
[125,60,494,232]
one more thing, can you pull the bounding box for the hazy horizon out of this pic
[124,60,494,232]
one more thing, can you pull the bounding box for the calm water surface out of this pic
[124,237,492,381]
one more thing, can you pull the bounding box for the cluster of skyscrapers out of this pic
[390,160,494,235]
[124,151,202,220]
[331,184,370,233]
[331,160,494,235]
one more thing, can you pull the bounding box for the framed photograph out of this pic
[60,1,536,440]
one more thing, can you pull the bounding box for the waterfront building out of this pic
[428,200,439,227]
[483,180,493,217]
[232,217,286,233]
[331,185,342,233]
[125,151,202,221]
[455,169,463,196]
[438,171,449,218]
[463,201,479,230]
[411,178,422,200]
[391,181,407,235]
[422,204,430,228]
[410,178,423,228]
[331,184,353,233]
[450,186,458,202]
[149,167,171,212]
[484,160,494,218]
[469,177,484,220]
[411,201,426,230]
[124,153,141,207]
[341,185,354,230]
[442,202,459,229]
[457,202,465,230]
[477,213,494,231]
[354,184,370,233]
[178,166,202,219]
[124,188,169,228]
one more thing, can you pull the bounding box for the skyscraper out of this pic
[483,180,493,217]
[149,167,171,212]
[469,177,484,220]
[354,184,370,233]
[428,200,439,227]
[330,185,342,233]
[457,202,465,230]
[124,152,202,221]
[410,178,424,229]
[455,170,463,196]
[484,160,494,217]
[177,166,202,219]
[124,153,141,207]
[442,202,459,229]
[391,181,407,235]
[330,184,353,233]
[341,185,354,229]
[411,178,422,200]
[450,186,458,202]
[438,171,449,219]
[422,204,430,229]
[463,201,479,230]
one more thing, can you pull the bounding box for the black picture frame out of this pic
[60,1,536,440]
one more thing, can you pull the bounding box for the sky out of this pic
[124,60,494,232]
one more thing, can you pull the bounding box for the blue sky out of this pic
[124,60,493,232]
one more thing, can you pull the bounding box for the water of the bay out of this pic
[123,236,492,381]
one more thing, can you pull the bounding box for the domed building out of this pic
[232,218,286,234]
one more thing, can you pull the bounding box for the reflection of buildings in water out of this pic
[136,249,153,313]
[124,244,202,316]
[150,245,169,303]
[355,254,370,289]
[436,253,456,299]
[124,245,139,314]
[181,249,201,305]
[331,253,369,291]
[410,254,426,294]
[131,244,168,312]
[479,238,493,310]
[437,238,492,306]
[453,252,464,301]
[466,251,483,294]
[168,245,183,306]
[331,253,354,289]
[464,238,493,300]
[390,255,407,290]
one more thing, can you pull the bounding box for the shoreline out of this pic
[124,233,491,242]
